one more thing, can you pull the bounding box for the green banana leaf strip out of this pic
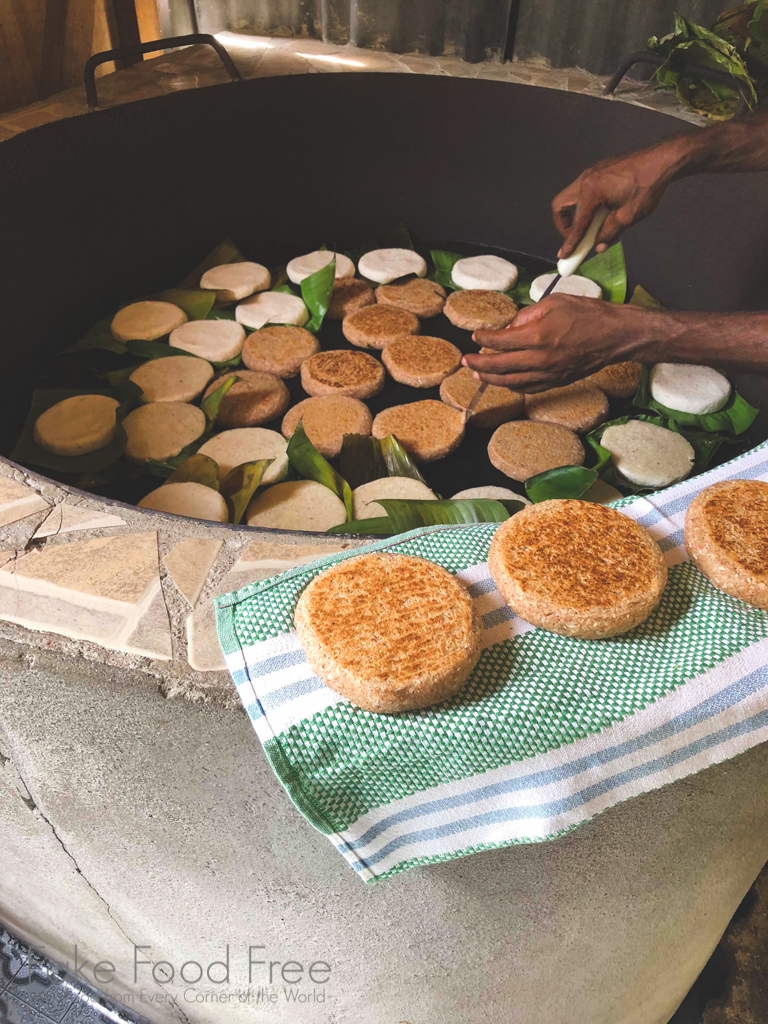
[524,465,601,503]
[633,363,758,435]
[167,453,220,489]
[301,258,336,333]
[376,497,524,533]
[577,242,627,303]
[10,381,143,475]
[507,266,535,306]
[125,338,190,360]
[177,238,248,290]
[201,375,237,432]
[210,353,244,370]
[144,440,206,478]
[62,317,127,356]
[220,459,274,525]
[379,435,429,485]
[430,250,464,290]
[154,288,215,321]
[206,306,238,323]
[287,421,354,520]
[338,435,388,490]
[327,516,394,536]
[629,285,666,309]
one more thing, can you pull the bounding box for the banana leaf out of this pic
[154,288,215,321]
[62,317,127,356]
[301,257,336,333]
[380,435,429,485]
[10,381,142,475]
[328,497,524,535]
[75,458,144,491]
[524,465,601,503]
[577,242,626,303]
[125,338,190,360]
[220,459,274,524]
[287,421,354,520]
[206,306,238,323]
[632,363,758,435]
[327,516,394,536]
[338,435,388,489]
[200,375,237,432]
[629,285,666,309]
[507,266,535,306]
[430,250,464,290]
[144,440,206,478]
[177,238,248,290]
[167,453,220,489]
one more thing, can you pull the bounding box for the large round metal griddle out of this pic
[0,74,766,523]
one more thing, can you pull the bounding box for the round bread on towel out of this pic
[451,254,518,292]
[327,278,375,320]
[440,367,524,429]
[111,301,187,342]
[372,401,465,462]
[282,396,372,458]
[123,402,206,463]
[358,249,427,284]
[169,319,245,363]
[586,361,642,399]
[685,479,768,609]
[129,356,214,404]
[488,421,585,482]
[524,380,609,434]
[202,370,289,428]
[444,290,517,331]
[489,501,667,639]
[375,279,446,318]
[242,326,319,377]
[342,305,419,349]
[294,552,483,712]
[246,480,347,532]
[382,335,462,388]
[286,250,355,284]
[199,262,270,302]
[599,420,694,488]
[236,291,309,330]
[138,481,229,522]
[650,363,731,415]
[197,427,289,483]
[34,395,119,456]
[529,274,602,302]
[452,485,530,504]
[352,477,437,519]
[301,350,385,400]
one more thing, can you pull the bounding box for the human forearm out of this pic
[636,308,768,375]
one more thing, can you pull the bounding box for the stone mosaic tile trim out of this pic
[0,479,51,528]
[33,503,127,539]
[0,532,172,660]
[163,537,222,607]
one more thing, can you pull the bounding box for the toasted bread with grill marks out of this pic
[375,279,446,318]
[372,400,465,462]
[203,370,289,428]
[488,421,584,482]
[282,395,372,458]
[685,479,768,609]
[294,552,483,712]
[440,367,524,428]
[342,304,420,349]
[242,326,319,378]
[301,350,385,400]
[489,500,667,638]
[327,278,375,321]
[524,381,608,434]
[382,335,462,388]
[586,361,642,399]
[444,289,517,331]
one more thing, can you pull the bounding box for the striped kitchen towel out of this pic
[215,440,768,882]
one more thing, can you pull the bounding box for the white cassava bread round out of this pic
[246,480,346,532]
[529,274,602,302]
[451,254,518,291]
[286,251,355,284]
[129,356,213,404]
[200,262,270,302]
[649,363,731,415]
[684,479,768,609]
[294,552,483,712]
[352,477,437,519]
[236,291,309,330]
[111,301,187,342]
[489,500,668,639]
[170,319,246,363]
[123,402,206,463]
[599,420,695,488]
[34,394,119,456]
[197,427,289,483]
[138,481,229,522]
[358,249,427,284]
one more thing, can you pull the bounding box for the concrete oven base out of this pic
[0,639,767,1024]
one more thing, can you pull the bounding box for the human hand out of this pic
[464,295,658,393]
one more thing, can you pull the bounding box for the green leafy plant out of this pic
[286,421,354,520]
[328,497,525,535]
[200,376,237,432]
[301,257,336,333]
[220,460,274,524]
[632,364,759,434]
[338,433,429,490]
[524,465,603,503]
[577,243,627,304]
[166,453,220,489]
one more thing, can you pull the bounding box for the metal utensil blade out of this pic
[540,273,560,300]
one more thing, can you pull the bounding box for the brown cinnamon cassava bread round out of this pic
[488,421,585,482]
[342,305,419,349]
[586,361,643,400]
[375,279,446,318]
[300,350,385,400]
[242,326,320,377]
[440,367,524,429]
[382,335,462,388]
[684,479,768,609]
[327,278,375,320]
[282,395,372,458]
[294,552,483,712]
[489,501,668,638]
[372,400,465,462]
[202,370,289,428]
[524,381,609,434]
[444,290,517,331]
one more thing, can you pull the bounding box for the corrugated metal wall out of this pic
[163,0,732,70]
